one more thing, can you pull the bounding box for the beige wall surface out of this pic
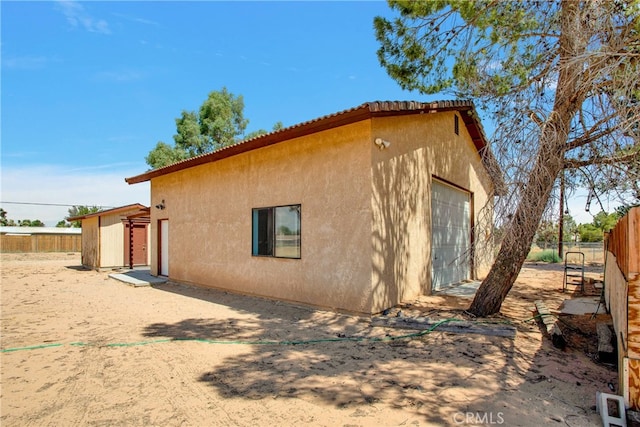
[148,113,495,314]
[99,208,144,268]
[370,113,494,311]
[150,121,375,313]
[82,217,99,269]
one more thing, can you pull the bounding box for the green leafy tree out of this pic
[278,225,293,236]
[592,210,619,232]
[198,88,248,149]
[577,223,603,242]
[245,121,287,140]
[616,203,640,217]
[563,214,578,241]
[174,111,204,156]
[576,211,619,241]
[146,88,249,169]
[18,219,45,227]
[535,221,558,248]
[536,214,577,247]
[66,205,102,228]
[0,208,16,226]
[375,0,640,316]
[145,142,188,170]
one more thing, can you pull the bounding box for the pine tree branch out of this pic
[565,128,616,151]
[564,151,639,169]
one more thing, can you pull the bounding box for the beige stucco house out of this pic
[68,204,150,270]
[126,101,502,314]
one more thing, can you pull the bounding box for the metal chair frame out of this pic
[563,251,585,293]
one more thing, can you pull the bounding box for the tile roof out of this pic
[125,100,503,192]
[66,203,148,221]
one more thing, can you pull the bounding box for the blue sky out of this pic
[1,1,609,225]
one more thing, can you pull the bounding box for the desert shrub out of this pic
[528,249,561,263]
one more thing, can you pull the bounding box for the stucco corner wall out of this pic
[149,121,376,314]
[145,112,495,314]
[369,112,495,310]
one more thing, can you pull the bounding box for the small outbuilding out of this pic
[126,101,502,314]
[68,204,150,270]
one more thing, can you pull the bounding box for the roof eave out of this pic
[124,100,495,185]
[67,203,148,221]
[125,104,373,185]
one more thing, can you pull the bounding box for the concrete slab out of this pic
[560,297,607,315]
[434,281,481,297]
[108,269,167,287]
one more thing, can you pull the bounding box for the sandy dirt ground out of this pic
[1,253,618,426]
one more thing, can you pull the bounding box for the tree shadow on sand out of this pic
[65,265,91,271]
[142,283,555,424]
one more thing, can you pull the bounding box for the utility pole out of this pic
[558,171,564,260]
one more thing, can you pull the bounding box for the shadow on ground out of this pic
[523,261,605,274]
[140,279,608,425]
[65,265,90,271]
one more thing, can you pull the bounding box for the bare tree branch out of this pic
[565,151,640,169]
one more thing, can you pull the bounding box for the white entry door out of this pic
[431,180,471,291]
[159,219,169,276]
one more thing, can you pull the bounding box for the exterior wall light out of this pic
[155,200,166,210]
[374,138,391,150]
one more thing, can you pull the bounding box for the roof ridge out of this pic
[126,99,488,185]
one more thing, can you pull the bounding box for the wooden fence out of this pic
[607,207,640,279]
[0,234,82,253]
[604,207,640,411]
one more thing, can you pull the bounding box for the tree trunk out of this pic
[468,139,566,316]
[468,0,584,317]
[558,170,565,259]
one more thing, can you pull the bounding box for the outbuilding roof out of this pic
[125,100,504,192]
[67,203,148,222]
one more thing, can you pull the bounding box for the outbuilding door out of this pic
[131,223,148,265]
[159,220,169,276]
[124,222,149,267]
[431,179,471,291]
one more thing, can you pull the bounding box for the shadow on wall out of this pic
[430,179,471,290]
[369,131,498,307]
[371,150,427,311]
[474,199,497,276]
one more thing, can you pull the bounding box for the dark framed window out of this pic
[252,205,301,258]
